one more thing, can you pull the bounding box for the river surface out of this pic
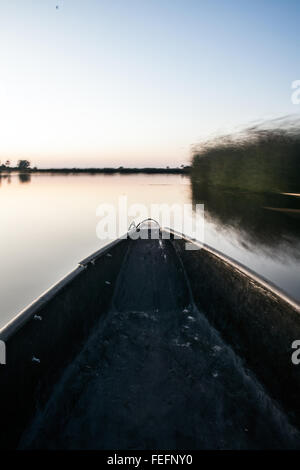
[0,172,299,328]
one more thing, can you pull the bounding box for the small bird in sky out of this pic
[56,5,59,9]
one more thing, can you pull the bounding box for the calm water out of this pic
[0,172,299,328]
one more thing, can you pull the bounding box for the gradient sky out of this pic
[0,0,300,168]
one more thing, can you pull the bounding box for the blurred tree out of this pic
[17,160,31,170]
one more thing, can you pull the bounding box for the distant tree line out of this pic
[0,161,190,174]
[0,160,31,171]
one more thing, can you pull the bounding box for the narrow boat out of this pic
[1,220,300,449]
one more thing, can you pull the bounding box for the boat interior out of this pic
[1,220,300,449]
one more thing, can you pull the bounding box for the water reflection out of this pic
[0,173,11,185]
[18,172,31,184]
[0,172,299,327]
[0,172,32,184]
[191,178,300,261]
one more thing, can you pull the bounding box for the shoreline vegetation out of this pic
[191,116,300,193]
[0,160,190,175]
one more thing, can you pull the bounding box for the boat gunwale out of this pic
[0,235,128,341]
[164,227,300,313]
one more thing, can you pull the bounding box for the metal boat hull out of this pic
[0,229,299,449]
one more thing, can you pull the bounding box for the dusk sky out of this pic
[1,0,300,168]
